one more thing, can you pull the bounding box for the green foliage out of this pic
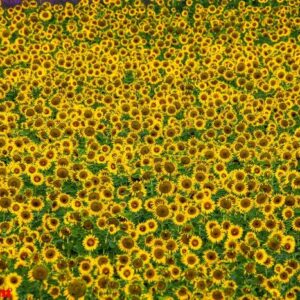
[20,174,47,197]
[62,180,81,197]
[87,163,107,174]
[226,157,243,172]
[96,132,112,147]
[112,175,130,188]
[6,88,18,102]
[17,129,42,144]
[123,70,134,84]
[32,87,42,99]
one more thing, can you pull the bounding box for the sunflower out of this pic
[18,209,33,224]
[291,176,300,190]
[211,268,226,284]
[7,176,23,190]
[207,226,225,244]
[238,197,253,212]
[238,147,251,161]
[48,286,60,299]
[218,146,232,162]
[178,175,194,192]
[119,266,134,281]
[154,204,171,221]
[189,236,203,250]
[203,250,219,265]
[99,263,114,277]
[136,223,148,235]
[39,9,53,22]
[0,197,12,212]
[6,273,22,289]
[82,235,99,252]
[128,197,143,212]
[173,212,187,226]
[227,225,243,240]
[182,252,199,268]
[186,206,199,220]
[201,199,215,214]
[47,217,60,231]
[143,267,157,282]
[119,236,135,253]
[232,181,248,196]
[176,286,191,300]
[64,279,86,300]
[28,265,49,282]
[277,271,290,284]
[292,217,300,231]
[210,289,225,300]
[151,246,166,264]
[157,180,174,195]
[282,236,296,253]
[42,247,60,263]
[282,208,294,220]
[164,161,177,175]
[130,181,146,197]
[79,260,93,275]
[254,249,268,265]
[165,239,178,253]
[249,219,264,232]
[169,266,181,279]
[146,219,158,232]
[29,197,44,211]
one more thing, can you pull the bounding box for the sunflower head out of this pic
[30,265,49,281]
[67,279,86,299]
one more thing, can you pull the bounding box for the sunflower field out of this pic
[0,0,299,299]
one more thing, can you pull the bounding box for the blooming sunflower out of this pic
[28,265,49,282]
[254,249,268,265]
[188,236,203,250]
[207,226,225,244]
[182,252,199,267]
[227,225,243,240]
[82,235,99,252]
[42,247,60,263]
[6,273,22,289]
[64,279,86,300]
[118,266,134,281]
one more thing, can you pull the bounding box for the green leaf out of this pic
[112,175,130,188]
[96,133,112,147]
[17,129,42,144]
[87,163,107,174]
[123,70,134,84]
[62,180,81,197]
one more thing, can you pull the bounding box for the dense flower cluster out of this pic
[0,0,300,299]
